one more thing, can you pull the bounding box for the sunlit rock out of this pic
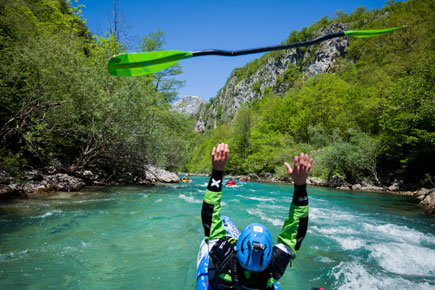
[419,189,435,216]
[172,96,206,116]
[145,166,180,183]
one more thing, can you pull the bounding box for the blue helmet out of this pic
[236,223,273,272]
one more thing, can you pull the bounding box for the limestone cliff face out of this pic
[195,23,349,133]
[172,95,206,116]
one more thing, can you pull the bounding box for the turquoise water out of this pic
[1,176,434,289]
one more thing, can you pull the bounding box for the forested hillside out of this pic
[186,0,434,188]
[0,0,190,180]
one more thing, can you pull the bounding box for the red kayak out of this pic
[225,180,236,186]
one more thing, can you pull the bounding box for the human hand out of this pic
[211,143,229,172]
[284,153,313,185]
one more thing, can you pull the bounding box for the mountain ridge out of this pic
[194,22,349,133]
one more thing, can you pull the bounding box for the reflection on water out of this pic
[1,177,434,289]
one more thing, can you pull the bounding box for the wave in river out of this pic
[31,209,63,219]
[368,242,435,276]
[332,261,433,290]
[246,208,284,226]
[178,194,202,204]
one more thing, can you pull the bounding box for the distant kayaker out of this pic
[201,143,313,290]
[225,177,236,186]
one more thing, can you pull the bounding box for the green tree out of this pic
[228,107,252,172]
[138,30,184,103]
[380,59,435,182]
[320,130,381,184]
[0,0,190,178]
[291,74,350,141]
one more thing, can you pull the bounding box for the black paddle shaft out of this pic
[192,32,345,57]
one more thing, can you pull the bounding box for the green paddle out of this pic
[108,26,405,77]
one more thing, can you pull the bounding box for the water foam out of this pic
[362,223,435,246]
[258,204,287,211]
[332,261,433,290]
[71,198,113,204]
[0,249,30,262]
[368,242,435,276]
[311,225,358,236]
[246,208,284,226]
[310,207,358,223]
[32,209,63,219]
[332,236,364,250]
[246,196,275,202]
[178,194,202,204]
[317,256,334,263]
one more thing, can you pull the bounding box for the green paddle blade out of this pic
[108,50,193,76]
[344,26,406,38]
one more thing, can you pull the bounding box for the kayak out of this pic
[196,215,280,290]
[182,179,191,183]
[197,215,240,290]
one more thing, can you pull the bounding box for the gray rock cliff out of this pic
[195,23,349,133]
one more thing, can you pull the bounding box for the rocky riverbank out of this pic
[0,166,180,199]
[2,168,433,216]
[250,173,435,216]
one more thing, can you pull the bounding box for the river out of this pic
[0,176,434,289]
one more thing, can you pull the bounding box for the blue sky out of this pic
[82,0,389,101]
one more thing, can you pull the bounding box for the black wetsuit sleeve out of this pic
[270,184,309,281]
[277,184,309,256]
[201,170,226,240]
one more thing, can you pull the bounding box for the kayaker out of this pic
[225,177,236,186]
[182,173,190,182]
[201,143,313,290]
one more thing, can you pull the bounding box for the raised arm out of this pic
[278,153,313,256]
[270,153,313,281]
[201,143,229,242]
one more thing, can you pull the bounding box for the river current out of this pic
[1,176,434,289]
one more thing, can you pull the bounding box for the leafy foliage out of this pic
[138,29,184,103]
[0,0,189,177]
